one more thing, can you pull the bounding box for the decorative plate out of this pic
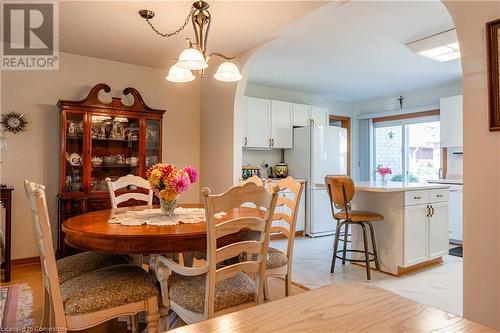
[1,112,27,133]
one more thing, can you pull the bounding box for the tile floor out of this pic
[271,236,463,316]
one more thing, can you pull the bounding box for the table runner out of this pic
[108,207,226,226]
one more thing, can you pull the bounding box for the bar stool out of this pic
[324,175,384,280]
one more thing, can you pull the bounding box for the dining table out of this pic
[168,283,495,333]
[62,204,262,255]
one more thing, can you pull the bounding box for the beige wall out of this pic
[444,1,500,329]
[1,52,200,259]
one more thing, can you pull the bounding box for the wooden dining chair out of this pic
[107,174,153,209]
[24,179,160,332]
[263,177,304,299]
[324,175,383,280]
[154,182,279,329]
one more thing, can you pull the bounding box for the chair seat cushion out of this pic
[334,210,384,222]
[57,251,131,284]
[61,265,158,315]
[168,272,255,313]
[266,247,288,269]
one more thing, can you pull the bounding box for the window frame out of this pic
[372,110,440,183]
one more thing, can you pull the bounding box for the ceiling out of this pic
[247,1,462,102]
[57,1,325,70]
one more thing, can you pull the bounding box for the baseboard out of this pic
[352,257,443,277]
[11,257,40,266]
[270,231,304,240]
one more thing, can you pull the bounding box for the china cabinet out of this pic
[57,83,165,257]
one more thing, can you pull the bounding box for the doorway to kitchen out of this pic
[329,115,351,176]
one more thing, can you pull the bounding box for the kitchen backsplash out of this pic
[447,147,463,178]
[242,149,284,178]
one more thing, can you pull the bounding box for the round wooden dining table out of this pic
[62,204,261,255]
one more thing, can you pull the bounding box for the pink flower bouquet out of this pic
[146,163,198,214]
[376,166,392,184]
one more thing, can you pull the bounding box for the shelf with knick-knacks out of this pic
[57,84,165,257]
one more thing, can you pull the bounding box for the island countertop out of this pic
[355,181,450,192]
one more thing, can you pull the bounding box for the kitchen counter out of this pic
[427,179,463,185]
[355,181,450,192]
[351,183,451,275]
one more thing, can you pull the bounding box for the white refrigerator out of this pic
[285,126,347,237]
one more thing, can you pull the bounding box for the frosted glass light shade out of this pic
[166,64,195,83]
[176,47,208,70]
[213,62,242,82]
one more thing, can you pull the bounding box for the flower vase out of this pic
[160,197,178,216]
[380,175,388,185]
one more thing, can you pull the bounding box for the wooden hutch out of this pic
[57,84,165,257]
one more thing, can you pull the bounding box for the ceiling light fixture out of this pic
[405,29,460,62]
[139,1,242,83]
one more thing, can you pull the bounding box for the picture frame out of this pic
[486,19,500,131]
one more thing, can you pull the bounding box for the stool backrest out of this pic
[324,175,354,213]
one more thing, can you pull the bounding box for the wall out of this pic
[353,79,462,116]
[245,83,353,116]
[444,1,500,329]
[1,52,201,260]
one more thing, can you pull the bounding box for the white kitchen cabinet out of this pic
[292,104,312,127]
[311,106,329,126]
[440,95,463,147]
[281,189,306,232]
[428,202,449,259]
[404,205,429,266]
[244,97,271,148]
[271,101,293,148]
[403,191,449,267]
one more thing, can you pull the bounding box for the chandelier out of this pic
[139,1,242,83]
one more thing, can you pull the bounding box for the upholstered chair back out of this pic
[24,180,66,329]
[107,174,153,208]
[201,182,279,318]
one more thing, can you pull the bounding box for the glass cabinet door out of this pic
[64,112,85,192]
[90,115,140,192]
[146,119,161,169]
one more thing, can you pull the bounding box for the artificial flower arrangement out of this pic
[146,163,198,214]
[376,166,392,184]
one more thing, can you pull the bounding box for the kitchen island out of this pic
[350,181,450,276]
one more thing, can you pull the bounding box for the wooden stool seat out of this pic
[325,175,383,281]
[334,210,384,222]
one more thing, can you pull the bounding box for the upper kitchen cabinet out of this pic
[292,104,312,126]
[244,97,271,148]
[311,106,329,126]
[292,104,329,126]
[440,95,463,147]
[271,101,293,148]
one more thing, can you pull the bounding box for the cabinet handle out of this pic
[436,194,443,198]
[312,119,315,125]
[271,138,275,147]
[430,205,435,217]
[414,196,421,200]
[268,139,272,147]
[244,137,247,146]
[309,119,313,126]
[426,204,431,218]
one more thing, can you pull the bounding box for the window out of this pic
[373,112,440,183]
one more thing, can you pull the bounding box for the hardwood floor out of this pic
[5,262,307,332]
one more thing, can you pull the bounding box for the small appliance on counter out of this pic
[242,165,261,180]
[274,163,288,178]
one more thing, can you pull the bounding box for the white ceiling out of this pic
[57,1,325,70]
[248,1,462,102]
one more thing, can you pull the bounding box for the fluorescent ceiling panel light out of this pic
[433,51,461,62]
[406,29,461,62]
